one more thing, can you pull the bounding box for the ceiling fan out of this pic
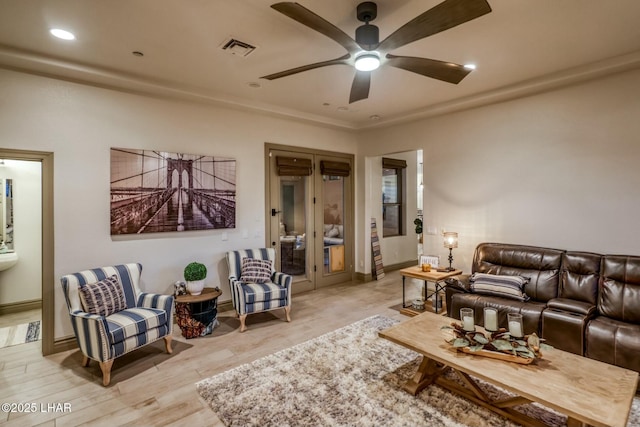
[261,0,492,103]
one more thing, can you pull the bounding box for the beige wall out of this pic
[0,68,358,340]
[358,69,640,272]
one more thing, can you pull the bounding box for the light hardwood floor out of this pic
[0,270,431,427]
[0,308,41,329]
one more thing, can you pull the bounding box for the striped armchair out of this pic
[226,248,292,332]
[60,263,174,386]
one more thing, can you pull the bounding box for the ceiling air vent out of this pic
[220,38,257,57]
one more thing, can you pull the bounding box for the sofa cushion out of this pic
[470,273,530,301]
[240,258,273,284]
[241,282,288,304]
[106,307,169,344]
[472,243,563,302]
[560,251,601,305]
[599,255,640,324]
[79,275,128,317]
[326,226,340,238]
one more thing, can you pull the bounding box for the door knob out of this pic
[271,208,282,216]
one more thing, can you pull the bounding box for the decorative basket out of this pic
[176,303,206,338]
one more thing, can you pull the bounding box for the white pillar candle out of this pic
[460,308,475,331]
[508,321,523,338]
[462,316,475,331]
[484,309,498,331]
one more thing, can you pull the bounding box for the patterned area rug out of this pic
[0,321,41,349]
[196,315,639,427]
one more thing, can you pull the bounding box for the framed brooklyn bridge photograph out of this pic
[110,148,236,235]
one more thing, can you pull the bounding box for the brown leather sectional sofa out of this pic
[445,242,640,373]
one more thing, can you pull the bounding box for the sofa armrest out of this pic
[547,298,597,317]
[138,293,175,333]
[272,272,292,289]
[69,311,111,362]
[137,292,174,311]
[445,274,472,292]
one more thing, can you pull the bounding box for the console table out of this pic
[399,267,462,316]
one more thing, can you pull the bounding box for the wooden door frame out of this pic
[0,148,54,356]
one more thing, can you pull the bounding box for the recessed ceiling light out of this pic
[337,106,349,112]
[50,28,75,40]
[369,114,381,121]
[464,63,477,70]
[132,51,144,57]
[247,82,261,88]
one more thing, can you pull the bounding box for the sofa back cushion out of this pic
[599,255,640,324]
[472,243,563,302]
[560,251,601,305]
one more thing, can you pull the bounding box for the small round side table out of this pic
[175,287,222,338]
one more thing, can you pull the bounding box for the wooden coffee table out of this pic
[379,311,638,427]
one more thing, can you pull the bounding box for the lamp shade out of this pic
[443,232,458,249]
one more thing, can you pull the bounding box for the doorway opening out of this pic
[265,144,354,293]
[0,149,53,355]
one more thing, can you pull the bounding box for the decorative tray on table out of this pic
[442,322,551,365]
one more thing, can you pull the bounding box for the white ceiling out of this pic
[1,0,640,129]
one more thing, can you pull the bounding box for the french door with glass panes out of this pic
[266,145,353,292]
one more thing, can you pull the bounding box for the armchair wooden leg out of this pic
[284,306,291,322]
[82,355,90,367]
[163,336,173,354]
[239,314,247,332]
[99,360,114,386]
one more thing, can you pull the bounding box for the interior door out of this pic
[268,149,314,293]
[314,155,353,288]
[266,146,354,292]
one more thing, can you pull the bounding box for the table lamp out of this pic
[443,231,458,271]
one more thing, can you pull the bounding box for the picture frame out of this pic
[110,147,236,235]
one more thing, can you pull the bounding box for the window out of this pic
[382,157,406,237]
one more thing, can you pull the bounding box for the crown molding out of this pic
[0,44,359,131]
[1,44,638,132]
[360,49,640,130]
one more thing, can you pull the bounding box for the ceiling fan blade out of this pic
[386,54,471,84]
[378,0,492,52]
[271,2,361,53]
[261,54,351,80]
[349,71,371,104]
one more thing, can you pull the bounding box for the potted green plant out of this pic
[414,217,423,243]
[184,262,207,295]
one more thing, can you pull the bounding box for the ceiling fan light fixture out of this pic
[464,63,477,70]
[355,23,379,50]
[355,52,380,72]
